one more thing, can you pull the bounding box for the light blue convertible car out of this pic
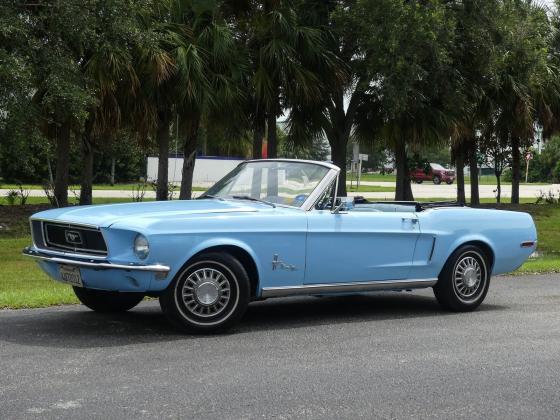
[24,159,537,332]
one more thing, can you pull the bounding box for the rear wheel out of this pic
[433,175,441,185]
[159,252,250,333]
[73,287,144,313]
[433,245,490,312]
[415,178,423,184]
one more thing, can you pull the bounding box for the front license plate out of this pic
[59,265,83,287]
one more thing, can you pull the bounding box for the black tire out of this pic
[73,287,144,313]
[446,180,454,185]
[433,245,491,312]
[416,179,423,184]
[433,175,441,185]
[159,252,250,333]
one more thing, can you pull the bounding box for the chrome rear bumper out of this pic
[22,247,170,273]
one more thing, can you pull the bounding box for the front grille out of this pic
[38,222,108,255]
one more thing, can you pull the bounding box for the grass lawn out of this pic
[0,237,78,308]
[515,257,560,275]
[0,200,558,309]
[0,183,394,195]
[421,197,538,204]
[347,185,395,193]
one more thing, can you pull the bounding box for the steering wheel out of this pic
[292,194,308,206]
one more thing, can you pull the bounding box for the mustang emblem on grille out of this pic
[65,230,83,245]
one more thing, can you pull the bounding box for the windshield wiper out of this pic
[231,195,276,208]
[197,194,224,201]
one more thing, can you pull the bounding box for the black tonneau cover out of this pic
[353,197,465,212]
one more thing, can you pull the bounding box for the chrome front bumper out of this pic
[22,247,170,274]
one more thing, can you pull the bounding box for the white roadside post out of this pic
[525,151,533,183]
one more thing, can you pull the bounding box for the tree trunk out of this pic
[179,119,199,200]
[54,121,71,207]
[455,143,466,204]
[267,113,277,159]
[394,136,413,201]
[252,115,264,159]
[47,157,54,185]
[79,128,94,206]
[469,143,480,206]
[110,157,115,186]
[156,111,171,201]
[511,135,521,204]
[330,134,347,197]
[495,172,501,203]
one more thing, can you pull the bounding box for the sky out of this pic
[542,0,557,11]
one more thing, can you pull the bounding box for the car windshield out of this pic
[203,161,330,208]
[430,163,446,170]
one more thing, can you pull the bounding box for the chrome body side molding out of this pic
[260,278,438,298]
[22,247,170,273]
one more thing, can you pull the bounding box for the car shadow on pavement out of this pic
[0,293,506,348]
[239,292,507,333]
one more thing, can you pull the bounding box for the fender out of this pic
[443,234,496,271]
[175,237,264,291]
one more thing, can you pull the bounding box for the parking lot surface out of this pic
[1,274,559,419]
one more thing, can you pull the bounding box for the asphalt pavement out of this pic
[1,274,559,419]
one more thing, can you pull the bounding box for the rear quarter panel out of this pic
[415,208,537,278]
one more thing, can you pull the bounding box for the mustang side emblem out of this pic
[65,230,83,245]
[272,254,296,271]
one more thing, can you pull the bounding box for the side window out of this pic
[314,179,337,210]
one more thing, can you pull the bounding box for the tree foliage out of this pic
[1,0,560,205]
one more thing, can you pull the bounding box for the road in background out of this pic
[349,181,560,199]
[1,182,558,200]
[1,274,559,419]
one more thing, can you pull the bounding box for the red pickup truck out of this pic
[410,163,455,185]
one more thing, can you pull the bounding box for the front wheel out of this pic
[73,287,144,313]
[159,252,250,333]
[433,245,490,312]
[433,176,441,185]
[446,180,454,185]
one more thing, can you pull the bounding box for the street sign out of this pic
[359,153,368,162]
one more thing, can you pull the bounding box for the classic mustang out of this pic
[24,159,537,332]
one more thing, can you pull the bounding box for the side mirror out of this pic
[332,197,354,214]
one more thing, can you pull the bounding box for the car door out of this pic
[305,209,420,284]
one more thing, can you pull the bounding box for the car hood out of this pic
[30,199,265,228]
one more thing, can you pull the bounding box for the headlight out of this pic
[134,234,149,259]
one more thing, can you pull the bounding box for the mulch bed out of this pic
[0,204,51,237]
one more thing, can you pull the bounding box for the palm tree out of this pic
[80,27,139,205]
[233,0,330,160]
[22,1,100,207]
[286,0,367,197]
[126,1,183,201]
[170,0,246,200]
[489,1,552,204]
[446,0,502,206]
[360,0,457,201]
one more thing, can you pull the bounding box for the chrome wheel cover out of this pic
[453,254,484,300]
[181,267,231,318]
